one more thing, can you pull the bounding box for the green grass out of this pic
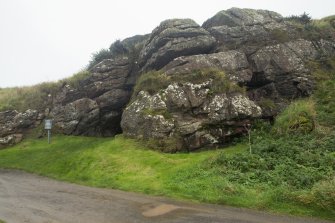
[0,134,334,220]
[0,135,219,196]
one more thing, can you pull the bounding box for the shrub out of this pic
[272,99,316,135]
[87,48,112,70]
[286,12,312,25]
[109,40,128,56]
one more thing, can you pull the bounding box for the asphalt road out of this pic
[0,169,332,223]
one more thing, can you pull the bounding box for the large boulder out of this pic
[121,80,261,151]
[202,7,283,29]
[202,8,296,54]
[163,50,252,85]
[248,39,335,117]
[0,109,42,148]
[139,19,216,71]
[51,98,100,135]
[51,56,136,136]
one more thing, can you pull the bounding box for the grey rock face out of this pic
[51,57,136,136]
[139,19,216,71]
[121,38,335,150]
[163,50,252,84]
[248,39,335,116]
[121,81,261,151]
[202,7,283,29]
[0,109,42,148]
[202,8,295,54]
[51,98,100,135]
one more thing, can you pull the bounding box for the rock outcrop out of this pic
[139,19,216,71]
[123,36,335,151]
[163,50,252,85]
[0,110,42,148]
[50,56,135,136]
[202,8,299,54]
[1,8,335,151]
[122,80,262,151]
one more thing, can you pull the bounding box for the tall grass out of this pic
[0,70,90,112]
[0,82,58,112]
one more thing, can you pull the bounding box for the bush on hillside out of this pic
[272,100,316,135]
[109,40,128,56]
[87,48,112,70]
[286,12,312,25]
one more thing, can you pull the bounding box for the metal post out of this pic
[48,130,51,144]
[45,119,53,144]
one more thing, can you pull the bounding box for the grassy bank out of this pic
[0,134,334,220]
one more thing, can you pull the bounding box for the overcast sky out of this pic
[0,0,334,88]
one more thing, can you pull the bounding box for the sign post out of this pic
[44,119,53,144]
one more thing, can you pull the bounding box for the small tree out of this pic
[286,12,312,25]
[300,12,312,25]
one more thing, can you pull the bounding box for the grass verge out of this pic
[0,134,333,220]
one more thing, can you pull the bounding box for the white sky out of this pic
[0,0,334,87]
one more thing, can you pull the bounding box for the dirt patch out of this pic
[142,204,179,217]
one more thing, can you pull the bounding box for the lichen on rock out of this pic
[122,76,262,151]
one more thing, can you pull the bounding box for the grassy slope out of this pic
[0,135,220,196]
[0,135,333,220]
